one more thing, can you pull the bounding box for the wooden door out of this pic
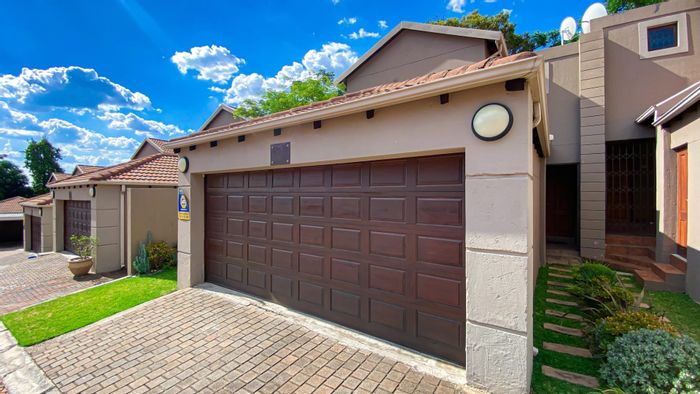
[546,164,578,244]
[677,148,688,248]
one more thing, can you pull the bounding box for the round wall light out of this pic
[471,103,513,141]
[88,186,96,198]
[178,157,189,173]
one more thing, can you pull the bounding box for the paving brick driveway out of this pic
[28,287,471,394]
[0,253,125,314]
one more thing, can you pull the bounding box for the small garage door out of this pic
[205,154,466,364]
[64,201,91,253]
[31,216,41,252]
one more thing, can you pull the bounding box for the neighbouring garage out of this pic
[205,154,466,363]
[0,196,26,244]
[63,200,91,253]
[21,193,54,253]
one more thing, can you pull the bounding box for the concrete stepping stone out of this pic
[542,366,599,389]
[543,323,584,337]
[623,283,635,288]
[616,271,633,277]
[549,266,572,273]
[547,289,571,297]
[543,342,592,358]
[546,309,583,321]
[550,273,574,280]
[546,298,579,307]
[547,281,571,288]
[639,303,650,309]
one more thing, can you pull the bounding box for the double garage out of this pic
[204,154,466,363]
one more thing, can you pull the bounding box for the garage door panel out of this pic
[64,201,92,253]
[206,154,465,365]
[207,194,226,212]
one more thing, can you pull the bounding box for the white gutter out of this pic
[0,213,23,221]
[167,56,544,149]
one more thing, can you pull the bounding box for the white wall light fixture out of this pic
[178,157,189,173]
[471,103,513,141]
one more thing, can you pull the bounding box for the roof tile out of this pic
[50,154,178,187]
[0,196,27,214]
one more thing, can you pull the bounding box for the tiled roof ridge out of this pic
[51,153,176,187]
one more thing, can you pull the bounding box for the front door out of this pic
[546,164,578,245]
[677,148,688,250]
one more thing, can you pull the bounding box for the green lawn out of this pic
[645,290,700,343]
[531,266,602,394]
[1,268,177,346]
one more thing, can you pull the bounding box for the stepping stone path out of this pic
[547,280,570,288]
[545,309,583,321]
[550,273,574,280]
[547,289,571,297]
[544,323,584,337]
[543,342,592,358]
[549,266,572,273]
[546,298,579,307]
[639,302,650,309]
[542,366,599,389]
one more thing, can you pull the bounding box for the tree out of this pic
[24,137,63,194]
[233,71,345,118]
[606,0,663,14]
[0,160,32,200]
[432,10,566,54]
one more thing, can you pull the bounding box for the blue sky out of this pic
[0,0,593,175]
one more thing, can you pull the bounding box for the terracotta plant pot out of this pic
[68,257,93,276]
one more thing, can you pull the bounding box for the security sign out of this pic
[178,189,190,221]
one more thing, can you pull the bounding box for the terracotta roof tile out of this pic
[73,164,105,175]
[0,196,27,214]
[20,193,52,207]
[50,154,178,187]
[148,138,173,153]
[48,173,70,183]
[172,52,537,143]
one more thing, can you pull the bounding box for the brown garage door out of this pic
[31,215,41,252]
[205,154,466,364]
[64,201,91,253]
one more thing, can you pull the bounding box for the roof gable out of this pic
[72,164,104,175]
[199,104,243,131]
[131,137,172,159]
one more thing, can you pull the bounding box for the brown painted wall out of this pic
[345,30,489,92]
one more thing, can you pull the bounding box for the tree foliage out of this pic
[24,137,63,194]
[233,71,345,119]
[432,10,568,54]
[606,0,664,14]
[0,159,32,200]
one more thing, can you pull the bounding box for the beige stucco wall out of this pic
[661,106,700,301]
[133,143,159,159]
[53,185,122,273]
[345,30,489,92]
[539,43,580,165]
[177,82,541,393]
[205,111,238,130]
[22,206,53,253]
[126,187,178,274]
[598,1,700,142]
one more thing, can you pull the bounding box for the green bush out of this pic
[600,329,700,394]
[567,262,633,319]
[146,241,176,270]
[572,262,618,285]
[590,311,678,354]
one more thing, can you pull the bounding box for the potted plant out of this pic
[68,234,97,276]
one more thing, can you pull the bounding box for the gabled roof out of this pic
[47,172,70,185]
[334,22,508,86]
[72,164,105,176]
[168,51,548,155]
[637,81,700,127]
[130,137,173,159]
[19,193,53,208]
[199,104,241,130]
[50,153,178,187]
[0,196,27,214]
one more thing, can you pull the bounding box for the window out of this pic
[638,13,688,59]
[647,23,677,51]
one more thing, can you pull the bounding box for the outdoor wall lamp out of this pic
[178,157,189,173]
[471,103,513,141]
[88,186,96,198]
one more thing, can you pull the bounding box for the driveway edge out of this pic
[0,323,58,394]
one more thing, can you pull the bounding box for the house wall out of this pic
[22,206,54,253]
[205,111,238,130]
[177,83,541,393]
[53,185,122,273]
[133,143,159,159]
[126,187,178,274]
[345,30,489,92]
[662,106,700,301]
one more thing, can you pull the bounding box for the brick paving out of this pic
[0,379,7,394]
[0,253,125,314]
[28,288,470,394]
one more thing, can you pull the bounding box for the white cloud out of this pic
[331,0,340,4]
[348,28,380,40]
[222,42,357,104]
[98,112,186,137]
[39,118,138,149]
[447,0,466,12]
[0,128,43,138]
[171,45,245,84]
[337,17,357,25]
[0,66,151,111]
[485,0,497,3]
[501,8,512,13]
[378,20,388,29]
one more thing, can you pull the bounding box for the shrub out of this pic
[572,261,618,285]
[567,262,633,319]
[133,241,149,274]
[146,241,176,270]
[590,311,678,354]
[600,329,700,394]
[69,235,97,260]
